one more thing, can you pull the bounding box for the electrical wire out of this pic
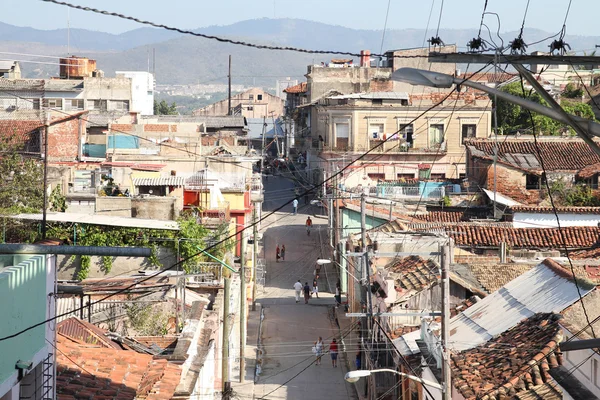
[41,0,437,61]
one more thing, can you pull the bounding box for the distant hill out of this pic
[1,18,599,85]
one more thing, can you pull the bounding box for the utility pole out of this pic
[222,278,231,399]
[493,51,499,219]
[239,232,247,383]
[227,55,232,116]
[360,194,369,335]
[252,206,258,311]
[330,161,336,249]
[441,244,451,400]
[41,112,50,240]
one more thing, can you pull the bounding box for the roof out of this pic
[448,225,600,249]
[467,263,536,293]
[0,119,43,148]
[57,331,182,399]
[451,313,563,400]
[45,79,84,92]
[510,205,600,214]
[560,288,600,340]
[482,188,521,207]
[11,212,179,230]
[0,61,18,71]
[466,138,600,172]
[142,115,246,129]
[283,82,307,94]
[457,71,516,84]
[576,162,600,179]
[57,317,122,350]
[327,91,409,100]
[413,211,465,223]
[514,382,563,400]
[0,78,44,91]
[386,256,439,293]
[447,259,595,352]
[132,176,185,187]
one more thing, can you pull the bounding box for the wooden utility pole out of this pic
[441,244,451,400]
[222,278,231,399]
[41,112,50,239]
[252,206,258,311]
[227,55,232,116]
[239,232,247,383]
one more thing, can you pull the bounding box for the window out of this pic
[257,94,263,101]
[372,99,383,105]
[147,91,153,95]
[43,98,63,109]
[247,106,254,111]
[112,100,130,111]
[400,124,414,147]
[461,124,477,144]
[249,94,254,101]
[67,99,84,110]
[429,124,444,147]
[369,123,384,140]
[335,122,349,138]
[87,100,107,111]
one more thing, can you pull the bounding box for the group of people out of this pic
[293,279,319,304]
[312,336,339,367]
[275,244,286,262]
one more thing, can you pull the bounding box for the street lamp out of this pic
[391,67,600,138]
[344,369,443,390]
[316,259,331,265]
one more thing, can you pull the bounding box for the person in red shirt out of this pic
[329,338,339,367]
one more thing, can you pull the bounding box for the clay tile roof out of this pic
[57,317,122,350]
[576,162,600,179]
[57,332,182,400]
[514,381,563,400]
[283,82,307,94]
[468,263,536,293]
[465,138,600,171]
[451,313,563,400]
[448,225,600,249]
[0,120,43,148]
[387,256,439,291]
[458,71,516,84]
[511,205,600,214]
[413,211,465,223]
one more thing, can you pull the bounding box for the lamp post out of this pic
[344,369,443,390]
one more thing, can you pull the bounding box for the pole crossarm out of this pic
[346,312,442,317]
[428,52,600,66]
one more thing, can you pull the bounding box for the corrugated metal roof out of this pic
[133,176,185,187]
[482,188,521,207]
[11,212,179,230]
[57,317,121,349]
[448,261,594,351]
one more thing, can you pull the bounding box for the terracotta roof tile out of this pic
[0,120,43,148]
[451,313,563,400]
[468,264,536,293]
[57,317,122,350]
[387,256,439,292]
[466,138,600,172]
[413,211,466,223]
[511,205,600,214]
[283,82,307,94]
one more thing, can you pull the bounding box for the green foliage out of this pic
[562,83,584,99]
[49,184,67,212]
[441,195,451,207]
[565,184,600,207]
[495,82,597,136]
[153,99,178,115]
[124,300,171,336]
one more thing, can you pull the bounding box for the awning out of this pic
[133,177,185,187]
[482,188,521,207]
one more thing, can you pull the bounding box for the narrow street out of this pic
[254,175,356,400]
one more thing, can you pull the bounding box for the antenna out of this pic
[67,8,70,56]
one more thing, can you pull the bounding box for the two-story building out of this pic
[192,87,285,119]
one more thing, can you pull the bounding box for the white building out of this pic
[116,71,155,115]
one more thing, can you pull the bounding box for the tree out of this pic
[562,83,584,99]
[495,82,596,135]
[153,99,178,115]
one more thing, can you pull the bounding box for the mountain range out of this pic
[1,18,599,86]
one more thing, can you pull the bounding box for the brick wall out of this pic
[486,163,542,204]
[48,118,81,160]
[110,124,133,132]
[143,124,172,132]
[369,79,393,92]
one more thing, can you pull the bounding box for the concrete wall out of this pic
[95,196,132,217]
[132,196,178,220]
[307,65,392,102]
[48,116,85,161]
[56,247,177,280]
[193,87,284,118]
[116,71,154,115]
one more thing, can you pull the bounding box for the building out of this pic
[465,136,600,204]
[192,88,285,119]
[0,61,20,79]
[116,71,155,115]
[0,254,56,400]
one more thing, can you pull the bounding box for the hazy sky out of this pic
[2,0,598,37]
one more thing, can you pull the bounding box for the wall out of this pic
[47,116,84,161]
[131,196,178,220]
[561,327,600,398]
[483,162,541,204]
[56,247,176,280]
[116,71,154,115]
[95,196,132,217]
[82,77,131,102]
[0,255,54,399]
[193,88,285,118]
[307,65,392,103]
[341,208,386,238]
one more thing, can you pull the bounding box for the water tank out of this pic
[59,56,97,79]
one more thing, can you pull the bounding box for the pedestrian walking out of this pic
[335,283,342,306]
[281,245,285,261]
[305,216,312,235]
[303,282,311,304]
[313,337,324,365]
[292,198,299,215]
[293,280,303,303]
[276,245,280,263]
[329,338,339,367]
[312,279,319,298]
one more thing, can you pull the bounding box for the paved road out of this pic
[253,176,356,400]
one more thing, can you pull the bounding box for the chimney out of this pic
[360,50,371,67]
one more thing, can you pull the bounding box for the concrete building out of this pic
[0,61,20,79]
[116,71,155,115]
[192,88,285,119]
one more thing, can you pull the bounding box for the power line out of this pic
[41,0,435,60]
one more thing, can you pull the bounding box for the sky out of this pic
[2,0,599,37]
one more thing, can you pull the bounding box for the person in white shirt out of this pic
[293,280,303,303]
[292,198,299,215]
